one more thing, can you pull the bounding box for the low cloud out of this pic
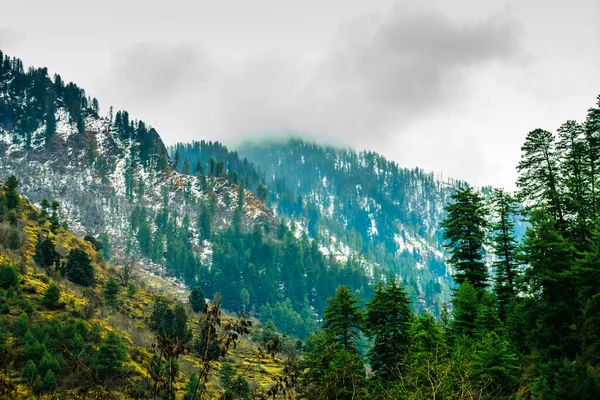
[108,42,213,108]
[101,1,525,159]
[217,1,524,148]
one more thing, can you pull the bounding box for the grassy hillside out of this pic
[0,178,289,399]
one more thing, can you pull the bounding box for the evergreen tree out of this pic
[182,158,191,175]
[100,232,111,260]
[34,236,60,269]
[174,149,181,169]
[93,332,128,379]
[189,287,205,313]
[584,95,600,219]
[300,330,366,399]
[22,359,37,386]
[219,362,236,388]
[521,210,579,359]
[578,222,600,363]
[323,286,363,352]
[42,283,61,309]
[517,128,565,229]
[450,280,479,339]
[41,370,57,393]
[556,120,589,239]
[408,310,446,360]
[470,331,519,396]
[365,280,412,379]
[442,186,489,290]
[4,175,20,210]
[0,262,19,289]
[473,291,503,338]
[490,189,521,320]
[64,249,95,286]
[104,278,120,309]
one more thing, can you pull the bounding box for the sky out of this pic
[1,0,599,189]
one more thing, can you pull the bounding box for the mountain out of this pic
[0,51,377,338]
[170,139,474,314]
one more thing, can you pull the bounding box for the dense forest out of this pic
[293,95,600,399]
[169,139,466,317]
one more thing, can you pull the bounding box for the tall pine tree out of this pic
[490,189,521,321]
[442,186,489,290]
[365,280,412,380]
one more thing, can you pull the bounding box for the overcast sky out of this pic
[2,0,599,189]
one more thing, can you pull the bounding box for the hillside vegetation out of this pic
[0,179,293,399]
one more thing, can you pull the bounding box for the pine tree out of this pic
[93,332,128,379]
[408,310,446,360]
[182,158,191,175]
[34,236,60,269]
[189,287,205,313]
[521,210,578,359]
[584,95,600,220]
[42,283,61,309]
[517,128,565,229]
[184,373,200,400]
[442,186,489,290]
[557,120,591,247]
[104,278,120,309]
[174,149,181,170]
[323,286,363,352]
[41,370,57,392]
[22,359,37,387]
[490,189,521,321]
[4,175,20,210]
[471,331,519,396]
[450,280,479,339]
[576,222,600,363]
[365,280,412,379]
[219,362,236,388]
[473,291,503,338]
[64,249,95,286]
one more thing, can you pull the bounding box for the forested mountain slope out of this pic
[0,51,378,339]
[0,179,295,399]
[170,139,482,315]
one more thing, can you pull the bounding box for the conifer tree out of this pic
[182,158,191,175]
[470,331,519,396]
[473,291,503,338]
[93,332,128,379]
[408,310,446,360]
[4,175,20,210]
[365,280,412,379]
[521,210,578,359]
[34,236,60,269]
[42,283,61,309]
[442,186,489,290]
[584,95,600,220]
[517,128,565,229]
[104,278,120,309]
[189,287,205,313]
[64,249,94,286]
[41,370,57,392]
[323,286,363,352]
[450,280,479,338]
[490,189,521,321]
